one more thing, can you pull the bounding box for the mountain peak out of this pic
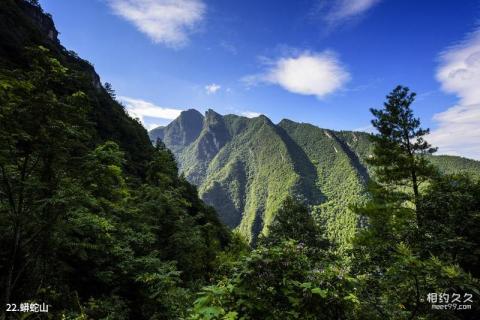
[205,108,222,118]
[149,108,204,152]
[258,114,273,124]
[151,107,480,244]
[180,108,203,117]
[204,109,225,126]
[278,118,296,126]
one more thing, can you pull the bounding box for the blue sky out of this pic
[39,0,480,159]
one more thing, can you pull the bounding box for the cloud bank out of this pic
[107,0,205,48]
[244,51,350,99]
[120,96,183,129]
[429,28,480,160]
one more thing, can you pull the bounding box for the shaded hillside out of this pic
[0,0,153,176]
[150,109,204,154]
[150,110,480,245]
[0,1,230,318]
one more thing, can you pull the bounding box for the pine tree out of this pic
[368,85,437,222]
[351,87,477,319]
[104,82,116,100]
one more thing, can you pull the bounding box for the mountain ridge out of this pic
[150,109,480,244]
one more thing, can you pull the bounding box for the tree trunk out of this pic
[411,168,421,228]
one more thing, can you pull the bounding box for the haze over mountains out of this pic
[150,109,480,245]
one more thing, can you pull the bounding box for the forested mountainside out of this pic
[2,1,479,319]
[150,109,480,244]
[0,1,230,318]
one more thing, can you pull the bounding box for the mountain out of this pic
[150,109,480,245]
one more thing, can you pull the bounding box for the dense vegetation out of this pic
[188,87,480,320]
[1,1,479,319]
[151,104,480,248]
[0,1,229,318]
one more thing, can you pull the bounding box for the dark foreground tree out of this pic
[0,46,230,320]
[368,85,437,219]
[418,174,480,278]
[352,86,479,319]
[0,46,91,306]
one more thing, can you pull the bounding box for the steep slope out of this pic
[199,115,323,242]
[277,121,368,248]
[152,110,480,245]
[0,1,232,317]
[149,109,204,154]
[179,109,232,185]
[0,0,154,176]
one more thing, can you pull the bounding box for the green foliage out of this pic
[212,231,251,279]
[0,45,91,305]
[354,242,477,319]
[0,4,231,317]
[190,241,357,320]
[259,196,329,251]
[427,155,480,178]
[2,3,480,319]
[368,85,437,210]
[419,174,480,277]
[350,86,480,319]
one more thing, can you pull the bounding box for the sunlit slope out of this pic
[199,115,323,242]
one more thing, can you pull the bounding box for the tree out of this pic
[418,174,480,277]
[351,86,479,319]
[190,240,357,320]
[104,82,116,100]
[260,196,329,251]
[82,141,128,202]
[368,85,437,220]
[27,0,40,7]
[0,46,90,306]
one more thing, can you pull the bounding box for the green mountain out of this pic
[150,110,480,245]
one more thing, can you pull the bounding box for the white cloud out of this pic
[243,51,350,99]
[146,123,161,130]
[315,0,381,26]
[329,0,381,22]
[241,111,262,118]
[429,28,480,160]
[436,30,480,105]
[119,96,183,128]
[205,83,221,94]
[107,0,205,48]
